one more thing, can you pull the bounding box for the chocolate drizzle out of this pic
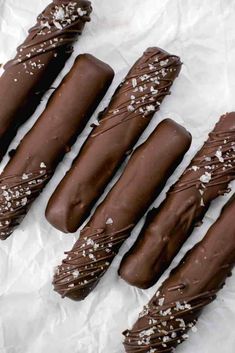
[91,49,181,137]
[123,194,235,352]
[54,224,135,298]
[0,0,92,161]
[0,54,114,240]
[5,0,92,70]
[53,119,192,300]
[123,291,216,353]
[46,47,182,234]
[171,130,235,198]
[0,167,51,239]
[119,112,235,289]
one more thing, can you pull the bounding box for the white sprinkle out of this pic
[40,162,46,168]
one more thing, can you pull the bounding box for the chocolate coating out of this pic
[0,54,114,240]
[45,47,182,233]
[119,112,235,289]
[0,0,92,161]
[123,194,235,353]
[53,119,191,301]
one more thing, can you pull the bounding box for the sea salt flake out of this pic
[40,162,46,168]
[160,59,169,66]
[54,7,65,21]
[215,149,224,163]
[77,8,87,16]
[199,172,211,184]
[158,297,165,306]
[191,165,199,171]
[139,327,155,337]
[53,20,63,30]
[106,218,113,225]
[146,105,155,112]
[22,173,29,180]
[72,270,80,278]
[127,105,135,112]
[21,197,27,206]
[132,78,137,87]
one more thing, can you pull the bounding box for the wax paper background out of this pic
[0,0,235,352]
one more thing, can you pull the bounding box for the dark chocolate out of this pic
[0,54,114,240]
[53,119,191,300]
[119,112,235,289]
[45,47,182,233]
[123,193,235,353]
[0,0,92,161]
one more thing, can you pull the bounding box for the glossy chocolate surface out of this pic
[123,194,235,352]
[46,47,182,233]
[119,112,235,289]
[0,0,92,160]
[53,119,191,300]
[0,54,114,240]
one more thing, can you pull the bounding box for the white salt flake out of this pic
[40,162,46,168]
[72,270,80,278]
[132,78,137,88]
[191,165,199,172]
[199,172,212,184]
[158,297,165,306]
[54,7,65,21]
[215,149,224,163]
[106,218,113,225]
[53,20,63,30]
[77,8,87,16]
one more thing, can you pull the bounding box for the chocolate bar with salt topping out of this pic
[53,119,191,301]
[0,0,92,161]
[119,112,235,289]
[0,54,114,240]
[45,47,182,233]
[123,194,235,353]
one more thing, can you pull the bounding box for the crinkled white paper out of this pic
[0,0,235,352]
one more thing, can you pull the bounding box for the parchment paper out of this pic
[0,0,235,352]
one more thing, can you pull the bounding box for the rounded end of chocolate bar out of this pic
[75,53,115,83]
[118,254,154,290]
[45,202,77,234]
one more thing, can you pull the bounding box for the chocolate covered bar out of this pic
[45,47,182,233]
[0,54,114,240]
[119,112,235,289]
[123,193,235,353]
[53,119,191,300]
[0,0,92,161]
